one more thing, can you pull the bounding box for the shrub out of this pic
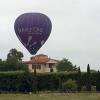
[62,79,77,92]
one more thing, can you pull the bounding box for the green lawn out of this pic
[0,93,100,100]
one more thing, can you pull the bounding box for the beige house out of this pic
[24,54,59,73]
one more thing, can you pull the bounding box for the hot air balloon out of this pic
[14,13,52,55]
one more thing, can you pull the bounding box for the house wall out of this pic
[45,64,50,72]
[28,63,57,73]
[28,64,42,73]
[53,66,57,72]
[28,64,33,72]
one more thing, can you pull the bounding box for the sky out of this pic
[0,0,100,71]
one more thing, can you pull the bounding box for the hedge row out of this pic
[0,71,99,92]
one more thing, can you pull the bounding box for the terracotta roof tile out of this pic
[23,54,58,64]
[24,54,49,64]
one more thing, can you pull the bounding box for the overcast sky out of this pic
[0,0,100,71]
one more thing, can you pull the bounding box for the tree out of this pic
[5,56,28,71]
[0,49,27,71]
[6,56,18,70]
[86,64,91,91]
[7,48,23,61]
[73,65,77,71]
[56,58,77,72]
[77,67,82,91]
[0,59,2,61]
[0,60,6,71]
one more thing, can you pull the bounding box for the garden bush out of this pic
[62,79,77,92]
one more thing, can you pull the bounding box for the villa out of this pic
[24,54,59,73]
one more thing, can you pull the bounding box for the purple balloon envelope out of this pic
[14,13,52,55]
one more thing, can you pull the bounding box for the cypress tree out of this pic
[86,64,91,91]
[77,67,82,91]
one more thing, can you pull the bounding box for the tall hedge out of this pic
[0,72,34,92]
[77,67,82,91]
[96,71,100,91]
[0,71,98,92]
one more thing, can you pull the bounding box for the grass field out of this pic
[0,93,100,100]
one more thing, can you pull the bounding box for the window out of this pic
[32,64,41,69]
[49,63,54,68]
[32,64,34,69]
[36,65,41,69]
